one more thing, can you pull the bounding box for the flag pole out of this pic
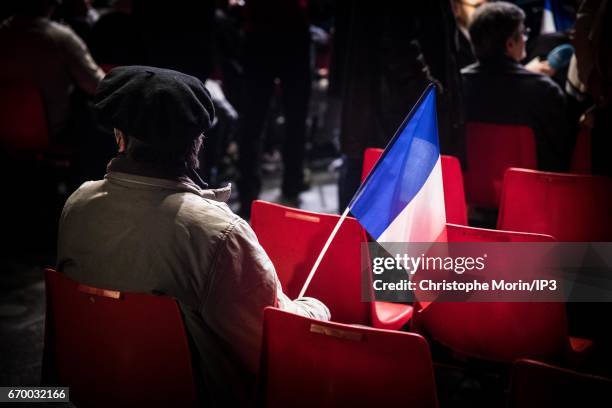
[297,84,438,301]
[298,206,351,298]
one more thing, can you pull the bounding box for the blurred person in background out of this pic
[132,0,215,84]
[212,0,245,108]
[236,0,312,218]
[88,0,145,68]
[462,1,572,171]
[0,0,104,144]
[572,0,612,178]
[451,0,489,69]
[519,0,576,84]
[131,0,234,192]
[54,0,99,44]
[0,0,104,250]
[332,0,464,211]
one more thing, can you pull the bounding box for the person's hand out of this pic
[525,57,556,76]
[294,297,331,321]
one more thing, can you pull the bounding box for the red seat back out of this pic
[446,223,555,243]
[43,269,197,408]
[361,148,468,225]
[417,225,570,363]
[0,82,49,150]
[464,122,537,208]
[509,359,612,407]
[251,201,370,324]
[497,168,612,241]
[441,155,468,225]
[260,307,438,408]
[361,147,383,182]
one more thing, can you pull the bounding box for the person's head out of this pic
[451,0,488,30]
[468,1,527,62]
[95,66,215,171]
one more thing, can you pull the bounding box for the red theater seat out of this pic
[509,359,612,407]
[251,200,370,324]
[464,122,537,208]
[42,269,197,408]
[440,155,468,225]
[250,200,413,329]
[259,307,438,408]
[497,168,612,241]
[415,224,590,364]
[0,82,49,151]
[361,148,468,225]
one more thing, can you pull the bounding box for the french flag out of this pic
[541,0,575,34]
[349,85,446,243]
[541,0,557,34]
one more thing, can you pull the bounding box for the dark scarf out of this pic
[106,154,208,189]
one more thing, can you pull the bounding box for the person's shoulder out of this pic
[61,179,106,216]
[175,192,243,234]
[535,72,564,94]
[511,62,551,81]
[45,19,73,35]
[515,65,564,97]
[65,179,105,202]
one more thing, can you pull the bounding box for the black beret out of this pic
[94,66,215,149]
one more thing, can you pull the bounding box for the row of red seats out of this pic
[26,89,608,404]
[262,308,611,407]
[247,194,610,405]
[43,270,612,407]
[252,142,610,405]
[362,147,612,241]
[464,122,593,208]
[250,200,592,362]
[363,122,599,220]
[41,153,611,406]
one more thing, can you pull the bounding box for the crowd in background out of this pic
[0,0,610,245]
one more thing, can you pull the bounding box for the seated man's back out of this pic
[58,170,268,405]
[462,2,572,171]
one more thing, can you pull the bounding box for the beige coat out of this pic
[57,171,329,406]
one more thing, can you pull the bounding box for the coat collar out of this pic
[462,56,527,75]
[105,171,232,203]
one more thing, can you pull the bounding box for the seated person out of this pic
[461,1,572,171]
[0,0,104,141]
[56,66,330,406]
[450,0,488,69]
